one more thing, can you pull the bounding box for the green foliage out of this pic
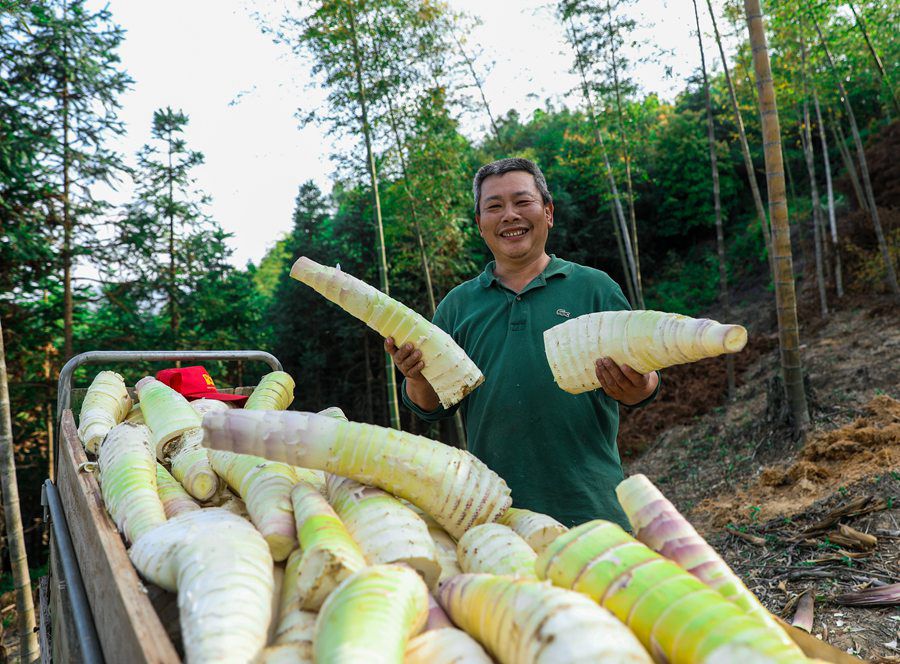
[644,247,721,315]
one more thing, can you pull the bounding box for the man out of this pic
[386,158,659,529]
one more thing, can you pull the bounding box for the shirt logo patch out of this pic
[556,308,571,318]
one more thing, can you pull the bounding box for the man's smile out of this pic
[500,228,529,238]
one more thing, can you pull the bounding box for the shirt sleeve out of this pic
[400,302,461,422]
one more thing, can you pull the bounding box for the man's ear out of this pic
[545,201,555,228]
[475,214,484,236]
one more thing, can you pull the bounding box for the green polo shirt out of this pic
[402,256,658,530]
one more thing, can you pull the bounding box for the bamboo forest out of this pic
[1,0,898,661]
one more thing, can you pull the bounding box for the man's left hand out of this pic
[595,358,659,406]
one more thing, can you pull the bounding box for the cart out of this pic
[40,350,282,663]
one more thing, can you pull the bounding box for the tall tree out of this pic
[743,0,810,432]
[798,24,828,317]
[692,0,735,398]
[290,0,402,428]
[0,319,39,664]
[560,8,639,306]
[845,0,899,114]
[106,108,211,347]
[706,0,773,278]
[811,12,900,298]
[812,90,842,297]
[18,0,130,360]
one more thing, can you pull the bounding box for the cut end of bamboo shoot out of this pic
[544,310,749,394]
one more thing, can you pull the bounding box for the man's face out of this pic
[476,171,554,267]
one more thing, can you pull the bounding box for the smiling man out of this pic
[386,157,659,529]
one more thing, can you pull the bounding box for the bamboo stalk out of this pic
[812,12,900,298]
[813,92,842,297]
[693,0,735,398]
[743,0,810,432]
[707,0,774,281]
[346,3,402,428]
[0,318,40,663]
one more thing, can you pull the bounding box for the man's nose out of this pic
[500,203,520,222]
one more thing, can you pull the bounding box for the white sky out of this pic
[88,0,738,268]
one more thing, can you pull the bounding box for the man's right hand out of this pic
[385,337,441,412]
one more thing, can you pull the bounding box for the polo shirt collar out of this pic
[478,255,571,289]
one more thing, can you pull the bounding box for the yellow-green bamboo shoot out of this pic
[327,475,439,590]
[156,463,200,518]
[438,573,652,663]
[78,371,132,454]
[290,257,483,408]
[169,428,220,501]
[125,403,144,425]
[498,506,568,554]
[200,409,511,539]
[210,450,298,561]
[314,564,428,663]
[456,523,538,580]
[544,310,747,394]
[290,480,366,609]
[536,520,805,662]
[98,422,166,544]
[135,377,201,457]
[245,372,295,411]
[616,474,803,657]
[405,627,492,664]
[129,508,274,663]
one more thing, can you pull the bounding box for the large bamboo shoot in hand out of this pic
[200,409,511,539]
[290,257,483,408]
[78,371,132,454]
[438,573,652,663]
[314,564,428,663]
[544,310,747,394]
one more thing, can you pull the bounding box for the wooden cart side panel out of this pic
[57,410,179,664]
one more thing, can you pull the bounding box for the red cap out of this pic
[155,366,249,405]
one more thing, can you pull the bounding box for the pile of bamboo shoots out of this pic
[76,368,817,664]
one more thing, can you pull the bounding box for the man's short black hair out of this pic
[472,158,552,215]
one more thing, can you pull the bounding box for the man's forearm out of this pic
[404,376,441,412]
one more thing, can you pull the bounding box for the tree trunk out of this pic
[743,0,810,433]
[693,0,734,398]
[566,18,639,304]
[706,0,774,280]
[347,5,401,429]
[167,127,178,346]
[605,0,644,308]
[812,15,900,298]
[799,30,828,317]
[813,92,842,297]
[799,118,829,316]
[0,319,40,663]
[452,32,503,148]
[610,209,637,305]
[832,119,868,213]
[62,27,73,361]
[363,330,374,423]
[846,0,900,115]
